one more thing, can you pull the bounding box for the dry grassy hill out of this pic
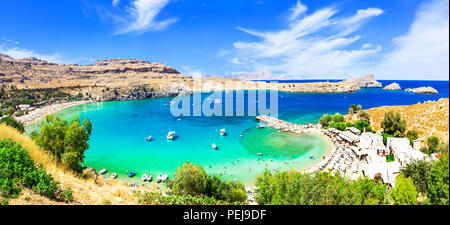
[366,98,449,142]
[0,124,157,205]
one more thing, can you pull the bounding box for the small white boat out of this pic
[145,136,152,141]
[212,143,218,149]
[146,174,152,182]
[162,174,168,182]
[111,173,117,179]
[142,174,149,181]
[257,152,263,156]
[100,168,108,174]
[156,174,163,183]
[167,131,176,140]
[220,128,226,136]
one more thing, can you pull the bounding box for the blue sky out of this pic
[0,0,448,80]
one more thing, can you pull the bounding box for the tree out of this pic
[353,177,389,205]
[354,120,373,133]
[172,161,208,196]
[334,122,347,131]
[32,114,92,172]
[319,114,332,127]
[381,111,406,137]
[0,116,25,133]
[421,136,441,155]
[400,159,433,195]
[349,104,357,113]
[390,175,417,205]
[356,110,371,123]
[332,113,344,123]
[406,130,419,147]
[427,156,449,205]
[356,104,362,111]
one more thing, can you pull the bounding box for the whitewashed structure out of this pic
[387,137,426,166]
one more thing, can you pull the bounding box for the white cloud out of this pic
[289,1,307,21]
[112,0,120,7]
[0,45,94,64]
[373,0,449,80]
[114,0,177,35]
[228,2,383,78]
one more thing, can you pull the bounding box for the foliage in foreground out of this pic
[136,191,245,205]
[0,138,64,200]
[170,161,247,203]
[255,169,389,205]
[0,116,25,133]
[426,155,449,205]
[390,175,417,205]
[31,114,92,172]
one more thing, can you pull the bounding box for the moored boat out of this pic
[220,128,226,136]
[212,143,218,149]
[100,168,108,174]
[127,171,136,178]
[167,131,176,140]
[111,173,117,179]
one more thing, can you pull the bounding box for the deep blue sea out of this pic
[27,80,449,184]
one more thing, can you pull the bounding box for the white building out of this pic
[387,137,427,166]
[339,131,360,145]
[358,132,388,155]
[347,127,361,135]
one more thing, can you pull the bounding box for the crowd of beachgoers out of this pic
[14,100,94,126]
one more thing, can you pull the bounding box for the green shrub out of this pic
[0,138,61,200]
[381,111,406,137]
[0,116,25,133]
[136,191,244,205]
[427,155,449,205]
[390,175,417,205]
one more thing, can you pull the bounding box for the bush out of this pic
[400,159,433,195]
[382,133,394,145]
[427,155,449,205]
[319,114,332,127]
[390,175,417,205]
[255,169,377,205]
[0,116,25,133]
[32,114,92,172]
[356,110,371,123]
[332,113,344,123]
[0,138,61,199]
[354,120,372,133]
[136,191,243,205]
[171,161,247,203]
[172,161,208,196]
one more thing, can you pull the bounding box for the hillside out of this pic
[366,98,449,142]
[0,124,157,205]
[0,53,382,100]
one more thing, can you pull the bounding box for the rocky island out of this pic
[383,83,401,90]
[405,86,439,94]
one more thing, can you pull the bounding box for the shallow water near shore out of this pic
[26,80,449,185]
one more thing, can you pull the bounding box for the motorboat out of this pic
[146,174,152,182]
[156,174,163,183]
[142,174,149,181]
[220,128,226,136]
[100,168,108,174]
[167,131,176,140]
[161,174,168,182]
[145,136,152,141]
[212,143,218,149]
[127,171,136,178]
[111,173,117,179]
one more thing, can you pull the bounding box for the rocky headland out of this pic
[0,53,384,100]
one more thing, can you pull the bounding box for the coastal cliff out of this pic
[1,53,382,99]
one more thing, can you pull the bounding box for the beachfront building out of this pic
[361,159,401,188]
[347,127,361,135]
[339,131,360,145]
[358,132,388,156]
[386,137,427,166]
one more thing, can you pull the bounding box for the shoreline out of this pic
[16,100,94,127]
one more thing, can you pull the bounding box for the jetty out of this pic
[255,115,322,135]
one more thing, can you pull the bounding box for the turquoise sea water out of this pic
[26,80,449,185]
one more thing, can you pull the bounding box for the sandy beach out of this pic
[15,100,94,126]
